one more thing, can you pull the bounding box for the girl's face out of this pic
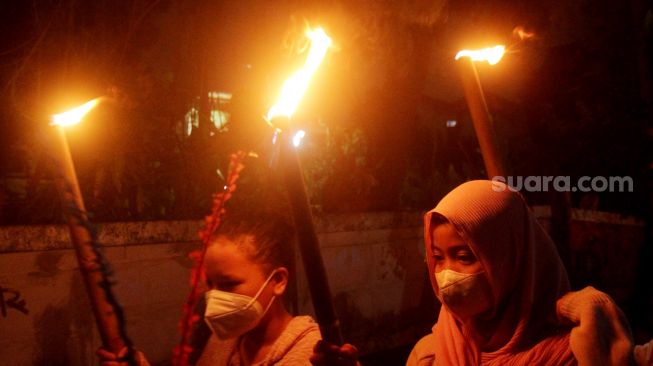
[431,223,484,275]
[204,235,273,299]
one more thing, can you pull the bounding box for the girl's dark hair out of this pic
[213,210,295,273]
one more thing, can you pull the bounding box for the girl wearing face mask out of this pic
[312,180,642,366]
[414,180,576,365]
[197,210,321,366]
[98,211,321,366]
[411,180,639,365]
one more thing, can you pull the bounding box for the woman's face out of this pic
[204,235,271,299]
[431,223,484,274]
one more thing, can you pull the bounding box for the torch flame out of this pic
[267,27,332,121]
[51,98,101,127]
[455,45,505,65]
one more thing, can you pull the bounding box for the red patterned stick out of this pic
[172,151,247,366]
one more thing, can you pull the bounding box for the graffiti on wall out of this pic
[0,286,29,317]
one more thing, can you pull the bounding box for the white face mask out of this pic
[435,269,493,321]
[204,270,277,339]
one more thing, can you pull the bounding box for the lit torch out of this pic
[268,27,343,344]
[455,45,506,178]
[267,28,332,121]
[51,98,134,363]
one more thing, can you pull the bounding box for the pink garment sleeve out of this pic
[635,339,653,366]
[406,333,436,366]
[556,286,636,366]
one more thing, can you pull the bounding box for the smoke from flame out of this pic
[513,26,535,41]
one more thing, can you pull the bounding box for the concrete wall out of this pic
[296,212,436,354]
[0,221,200,366]
[0,212,431,366]
[0,209,646,365]
[533,206,646,310]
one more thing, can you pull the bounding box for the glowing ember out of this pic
[51,98,101,127]
[455,45,505,65]
[267,27,332,121]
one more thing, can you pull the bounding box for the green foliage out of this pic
[301,121,377,212]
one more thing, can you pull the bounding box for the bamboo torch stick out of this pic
[267,27,343,344]
[456,44,573,273]
[50,99,134,362]
[276,124,343,344]
[456,46,506,179]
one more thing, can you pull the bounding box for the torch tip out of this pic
[455,45,505,65]
[51,98,102,127]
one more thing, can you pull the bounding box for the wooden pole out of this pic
[276,123,343,345]
[458,57,505,179]
[458,57,575,285]
[52,126,132,361]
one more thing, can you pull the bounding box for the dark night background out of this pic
[1,0,651,223]
[1,0,653,357]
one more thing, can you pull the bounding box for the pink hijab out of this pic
[424,180,575,365]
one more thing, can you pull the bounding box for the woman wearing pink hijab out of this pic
[410,179,639,365]
[312,180,644,365]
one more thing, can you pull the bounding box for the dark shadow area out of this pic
[360,343,415,366]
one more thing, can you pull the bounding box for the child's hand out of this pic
[96,347,150,366]
[310,340,360,366]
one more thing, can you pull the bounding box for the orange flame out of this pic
[455,45,505,65]
[51,98,102,127]
[267,27,332,121]
[513,26,535,40]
